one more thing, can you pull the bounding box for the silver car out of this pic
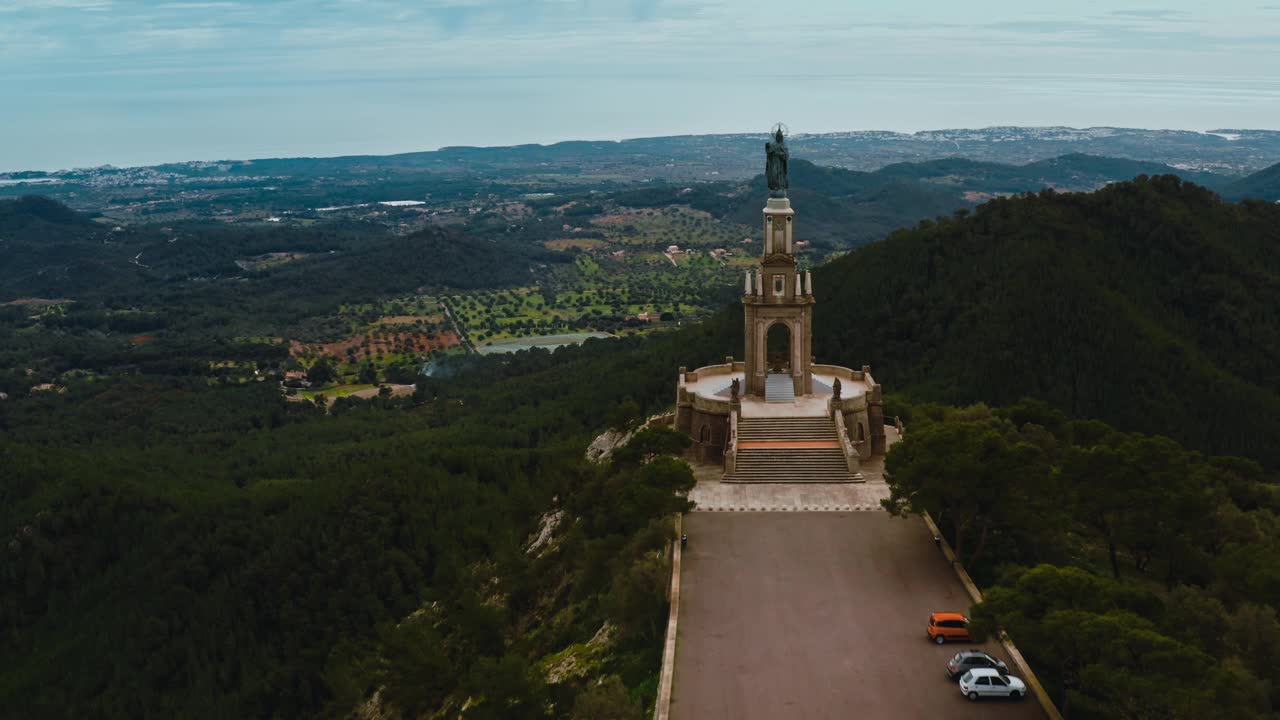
[958,668,1027,701]
[947,649,1009,678]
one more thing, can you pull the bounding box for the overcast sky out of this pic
[3,0,1280,171]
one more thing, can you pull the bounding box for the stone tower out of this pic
[743,196,814,398]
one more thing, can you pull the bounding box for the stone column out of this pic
[868,383,887,455]
[676,384,693,434]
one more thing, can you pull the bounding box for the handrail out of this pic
[724,409,739,475]
[831,411,859,473]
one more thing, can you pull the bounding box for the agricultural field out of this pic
[291,383,377,402]
[234,251,311,271]
[590,205,750,249]
[444,250,731,347]
[290,330,461,364]
[257,195,772,379]
[544,238,607,251]
[287,294,466,384]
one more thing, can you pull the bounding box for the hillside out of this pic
[1224,161,1280,201]
[0,196,550,308]
[4,172,1280,718]
[720,160,964,250]
[811,175,1280,465]
[0,196,139,297]
[0,324,736,718]
[656,155,1234,252]
[876,153,1227,193]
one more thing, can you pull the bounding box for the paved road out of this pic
[670,513,1046,720]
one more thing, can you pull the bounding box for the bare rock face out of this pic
[351,689,394,720]
[525,509,566,557]
[585,414,675,463]
[585,427,638,463]
[541,622,618,684]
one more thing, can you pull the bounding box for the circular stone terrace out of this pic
[677,360,877,418]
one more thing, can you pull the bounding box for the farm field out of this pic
[591,205,750,249]
[282,295,466,386]
[544,238,607,251]
[293,383,376,402]
[235,252,311,271]
[290,330,461,363]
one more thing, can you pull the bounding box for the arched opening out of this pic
[766,322,791,373]
[856,423,866,444]
[699,425,711,444]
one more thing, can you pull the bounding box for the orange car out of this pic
[928,612,971,644]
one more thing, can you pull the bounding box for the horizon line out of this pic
[4,125,1278,176]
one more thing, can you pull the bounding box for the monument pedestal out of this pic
[743,197,813,398]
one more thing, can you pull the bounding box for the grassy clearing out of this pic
[295,383,377,401]
[545,238,607,251]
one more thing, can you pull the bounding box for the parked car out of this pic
[958,668,1026,701]
[947,650,1008,678]
[927,611,971,644]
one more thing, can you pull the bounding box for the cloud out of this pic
[1109,9,1187,20]
[0,0,111,10]
[154,2,239,8]
[123,26,225,50]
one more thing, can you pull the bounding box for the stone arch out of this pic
[699,424,712,444]
[856,422,866,444]
[765,320,792,373]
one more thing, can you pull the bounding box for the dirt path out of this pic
[439,299,477,353]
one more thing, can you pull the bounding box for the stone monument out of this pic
[674,124,887,478]
[743,126,812,397]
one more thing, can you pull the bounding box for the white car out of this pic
[958,668,1026,701]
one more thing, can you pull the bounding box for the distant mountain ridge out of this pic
[5,126,1277,190]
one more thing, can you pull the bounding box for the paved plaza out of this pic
[669,513,1046,720]
[689,476,890,511]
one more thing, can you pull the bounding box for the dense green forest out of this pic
[0,195,555,307]
[4,173,1279,718]
[0,316,737,719]
[883,400,1280,719]
[874,153,1228,194]
[812,175,1280,465]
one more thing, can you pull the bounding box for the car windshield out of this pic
[951,652,963,662]
[959,671,973,683]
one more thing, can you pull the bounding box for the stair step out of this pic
[765,374,795,403]
[728,412,859,483]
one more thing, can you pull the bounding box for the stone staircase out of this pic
[764,373,795,403]
[726,416,860,483]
